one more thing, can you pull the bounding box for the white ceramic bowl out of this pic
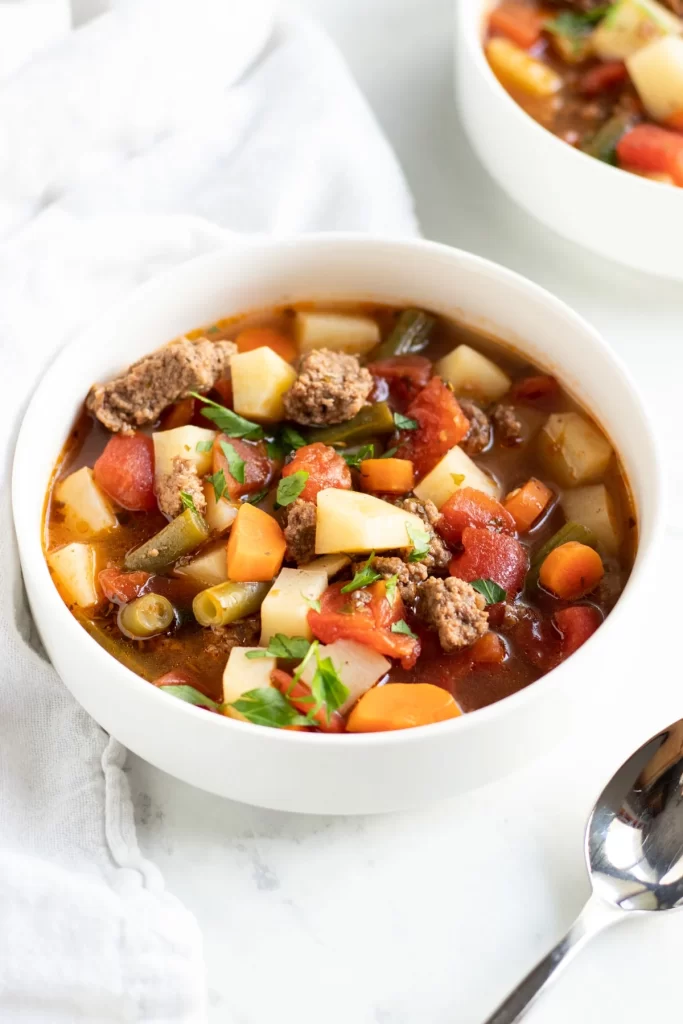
[13,235,662,814]
[455,0,683,279]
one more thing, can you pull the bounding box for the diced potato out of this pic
[304,553,351,578]
[56,466,117,539]
[486,37,562,97]
[627,35,683,122]
[592,0,681,61]
[153,425,216,493]
[315,489,425,554]
[561,484,622,556]
[174,540,229,588]
[435,344,512,404]
[223,647,276,721]
[231,347,297,423]
[202,481,238,534]
[259,567,329,645]
[47,542,99,608]
[295,312,380,356]
[414,446,500,509]
[538,412,613,488]
[299,639,390,715]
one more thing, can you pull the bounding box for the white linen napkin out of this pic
[2,1,417,1020]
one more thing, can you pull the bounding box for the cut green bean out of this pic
[124,508,209,573]
[306,402,395,447]
[371,308,436,360]
[581,113,634,165]
[527,521,598,589]
[193,580,271,628]
[118,593,175,638]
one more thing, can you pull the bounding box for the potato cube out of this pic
[56,466,117,538]
[260,567,329,645]
[174,540,229,588]
[153,425,216,493]
[231,347,297,423]
[47,542,99,608]
[315,489,425,554]
[202,481,238,534]
[299,639,390,715]
[304,553,351,578]
[414,445,500,509]
[223,647,276,721]
[627,36,683,122]
[538,412,613,488]
[592,0,681,61]
[561,484,622,556]
[435,344,512,404]
[295,312,380,355]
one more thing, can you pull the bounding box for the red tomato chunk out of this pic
[554,605,602,658]
[93,432,156,511]
[213,435,274,500]
[367,355,432,410]
[99,568,151,604]
[449,527,528,597]
[282,443,352,503]
[438,487,516,548]
[271,668,343,732]
[395,376,470,479]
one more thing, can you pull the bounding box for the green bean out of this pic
[371,308,435,360]
[118,593,176,638]
[307,402,395,447]
[193,580,271,628]
[124,508,209,573]
[581,113,635,165]
[527,521,598,589]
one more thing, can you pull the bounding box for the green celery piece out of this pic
[306,402,395,446]
[371,309,435,361]
[581,113,635,166]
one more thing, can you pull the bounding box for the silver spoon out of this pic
[484,718,683,1023]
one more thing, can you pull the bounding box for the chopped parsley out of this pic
[230,688,310,728]
[406,523,431,563]
[340,553,382,593]
[196,439,214,453]
[179,491,198,514]
[391,619,417,639]
[384,574,399,604]
[394,411,418,431]
[544,7,610,51]
[381,447,398,459]
[342,444,375,469]
[190,392,264,440]
[470,578,507,605]
[205,469,227,502]
[276,471,309,507]
[280,425,308,450]
[301,593,321,613]
[245,635,312,660]
[160,685,220,710]
[309,651,349,718]
[244,488,269,506]
[220,440,246,484]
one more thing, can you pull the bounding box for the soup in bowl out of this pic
[13,237,661,812]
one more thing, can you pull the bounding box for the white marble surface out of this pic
[128,1,683,1020]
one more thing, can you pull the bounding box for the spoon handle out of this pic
[483,896,617,1023]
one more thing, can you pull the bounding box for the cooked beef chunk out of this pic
[491,404,523,446]
[371,556,429,604]
[394,496,451,571]
[417,577,488,652]
[205,615,261,657]
[283,348,373,426]
[156,455,206,519]
[459,399,492,456]
[284,499,317,565]
[87,337,236,433]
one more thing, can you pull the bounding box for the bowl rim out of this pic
[12,232,665,751]
[457,0,683,200]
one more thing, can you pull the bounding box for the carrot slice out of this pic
[539,541,604,600]
[504,478,553,533]
[346,683,461,732]
[235,326,297,364]
[359,458,415,495]
[489,3,544,49]
[226,503,286,581]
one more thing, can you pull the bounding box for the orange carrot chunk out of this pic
[471,632,507,665]
[226,503,286,582]
[359,458,415,495]
[489,3,544,49]
[539,541,604,600]
[504,477,553,533]
[346,683,461,733]
[235,326,297,364]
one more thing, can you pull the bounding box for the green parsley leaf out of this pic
[220,440,246,484]
[230,688,310,728]
[394,411,418,430]
[179,491,198,514]
[206,325,220,334]
[266,437,285,461]
[276,471,309,507]
[190,392,264,440]
[281,425,308,450]
[451,473,465,486]
[159,684,220,710]
[309,653,349,718]
[406,523,431,563]
[391,619,417,639]
[340,552,382,593]
[244,488,269,506]
[342,444,375,469]
[544,7,609,46]
[245,635,312,660]
[384,574,399,604]
[196,439,214,453]
[205,469,226,502]
[470,578,507,605]
[291,640,319,688]
[380,447,398,459]
[301,593,321,613]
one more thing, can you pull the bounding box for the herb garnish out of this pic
[230,688,310,728]
[205,469,227,502]
[406,523,431,563]
[391,619,417,639]
[381,447,398,459]
[470,578,507,605]
[342,444,375,469]
[190,392,264,440]
[196,439,214,453]
[244,488,269,506]
[179,491,198,514]
[544,7,609,52]
[245,635,312,660]
[276,471,309,507]
[309,652,349,718]
[160,685,221,710]
[301,593,321,613]
[281,425,307,450]
[220,440,246,484]
[384,574,399,604]
[341,553,382,593]
[394,411,418,430]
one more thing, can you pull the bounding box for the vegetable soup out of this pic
[43,304,636,732]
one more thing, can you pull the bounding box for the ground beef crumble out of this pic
[491,404,523,446]
[282,348,373,426]
[156,455,206,518]
[459,399,491,456]
[394,496,451,571]
[284,499,317,565]
[371,556,429,604]
[417,577,488,653]
[87,337,236,433]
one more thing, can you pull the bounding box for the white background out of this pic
[129,1,683,1021]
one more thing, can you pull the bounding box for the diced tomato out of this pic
[449,527,528,597]
[438,487,516,547]
[99,567,151,604]
[235,326,297,364]
[308,580,420,669]
[578,61,627,97]
[271,668,343,732]
[513,612,561,673]
[93,432,156,512]
[213,435,274,501]
[367,355,432,410]
[665,111,683,132]
[212,379,233,408]
[395,376,470,479]
[510,375,559,404]
[471,632,507,665]
[159,397,195,430]
[554,605,602,658]
[281,443,352,503]
[154,669,202,689]
[616,125,683,186]
[489,2,543,48]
